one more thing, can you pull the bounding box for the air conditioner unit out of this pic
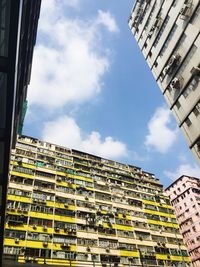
[106,248,110,253]
[154,17,162,28]
[170,77,183,90]
[15,238,19,243]
[55,227,60,232]
[164,65,170,75]
[62,243,70,248]
[22,208,28,213]
[191,66,200,76]
[165,54,181,76]
[180,2,192,17]
[148,27,155,38]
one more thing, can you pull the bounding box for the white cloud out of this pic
[42,116,128,159]
[28,0,118,111]
[66,0,79,7]
[164,163,200,180]
[96,10,119,32]
[144,106,178,153]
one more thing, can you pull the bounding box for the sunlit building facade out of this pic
[128,0,200,166]
[3,135,190,266]
[166,175,200,267]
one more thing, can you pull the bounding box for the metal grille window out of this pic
[16,142,37,151]
[55,208,74,217]
[35,170,55,179]
[53,252,76,260]
[7,188,31,197]
[31,205,53,214]
[53,235,76,244]
[56,185,75,194]
[4,246,22,255]
[4,230,25,239]
[13,166,34,175]
[77,238,97,246]
[76,253,88,261]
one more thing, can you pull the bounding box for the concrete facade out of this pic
[128,0,200,166]
[165,175,200,267]
[3,135,191,267]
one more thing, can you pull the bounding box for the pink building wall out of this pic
[165,175,200,267]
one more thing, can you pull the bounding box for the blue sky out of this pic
[24,0,200,188]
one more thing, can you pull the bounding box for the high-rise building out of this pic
[3,135,190,267]
[128,1,200,166]
[165,175,200,267]
[0,1,41,266]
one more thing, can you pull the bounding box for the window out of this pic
[160,24,178,57]
[183,77,199,99]
[0,0,10,57]
[179,45,198,76]
[193,102,200,117]
[154,16,170,48]
[176,100,181,110]
[144,1,157,31]
[185,118,192,127]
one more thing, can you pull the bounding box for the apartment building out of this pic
[128,0,200,166]
[3,135,190,267]
[0,1,41,266]
[165,175,200,267]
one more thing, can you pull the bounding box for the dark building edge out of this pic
[0,1,41,266]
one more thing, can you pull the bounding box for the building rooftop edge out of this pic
[18,134,157,178]
[165,175,200,191]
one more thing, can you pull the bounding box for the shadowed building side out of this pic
[0,1,41,266]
